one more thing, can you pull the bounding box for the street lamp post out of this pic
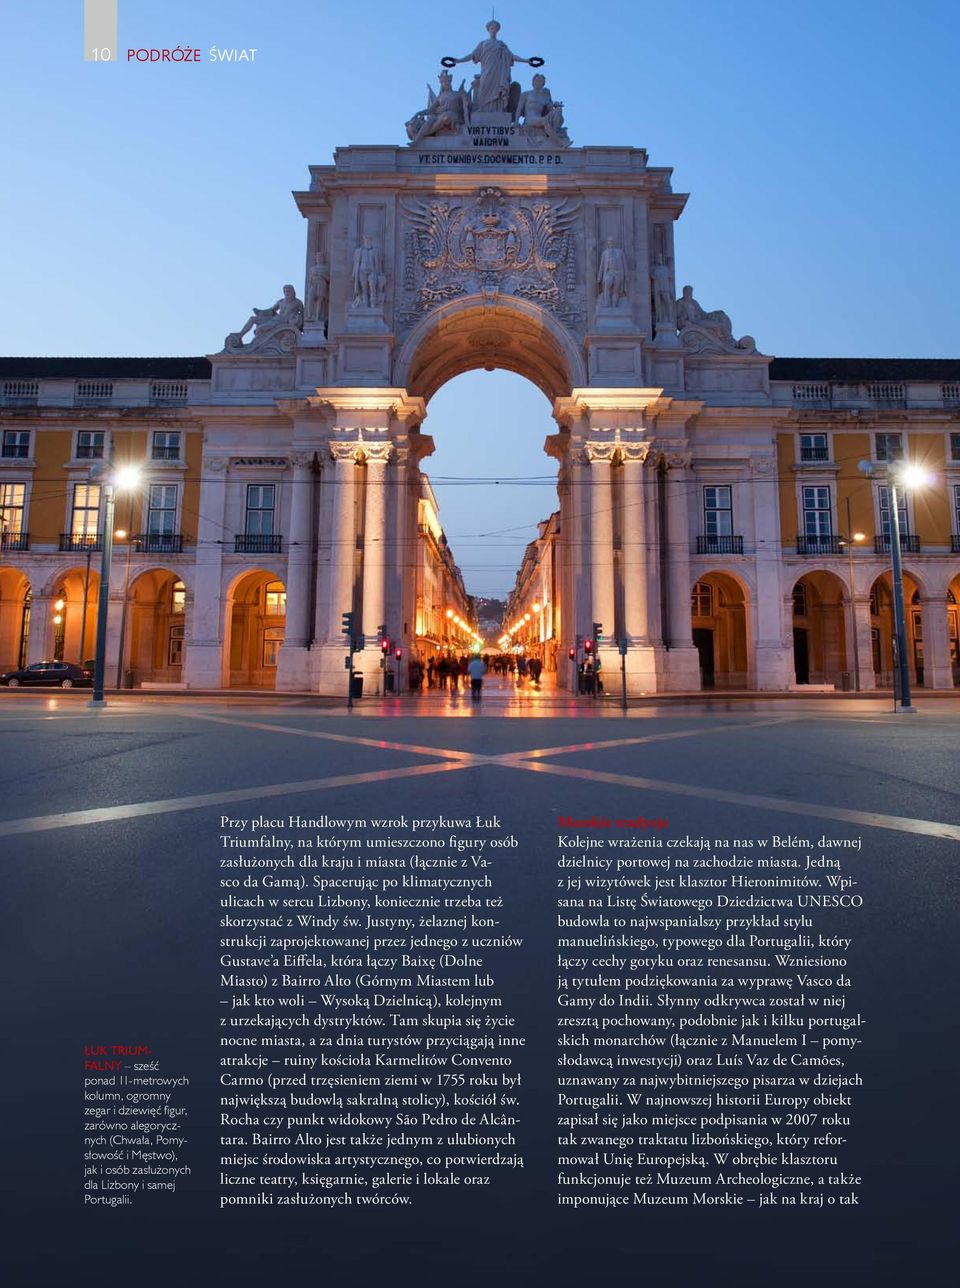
[88,465,141,709]
[886,474,913,712]
[88,481,116,707]
[858,460,928,713]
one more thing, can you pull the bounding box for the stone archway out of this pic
[0,566,32,670]
[38,564,101,665]
[126,568,187,686]
[691,571,751,689]
[224,570,286,689]
[868,569,925,688]
[790,570,849,687]
[394,295,587,404]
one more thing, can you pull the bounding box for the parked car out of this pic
[1,661,94,689]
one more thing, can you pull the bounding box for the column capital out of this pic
[290,451,316,470]
[582,442,617,464]
[330,442,363,464]
[359,443,393,466]
[617,444,651,465]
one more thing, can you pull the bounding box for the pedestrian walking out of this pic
[467,654,487,702]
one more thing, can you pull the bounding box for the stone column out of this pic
[749,455,793,691]
[183,456,227,688]
[327,443,360,632]
[620,446,649,641]
[275,452,316,692]
[921,592,953,690]
[284,453,317,648]
[849,591,877,691]
[586,446,616,640]
[361,444,392,642]
[25,594,53,665]
[665,454,695,649]
[661,452,702,689]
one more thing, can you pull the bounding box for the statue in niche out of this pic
[676,284,757,354]
[446,20,536,114]
[352,236,385,309]
[406,71,471,144]
[224,284,304,353]
[597,238,628,308]
[651,259,675,329]
[306,253,330,328]
[514,74,570,146]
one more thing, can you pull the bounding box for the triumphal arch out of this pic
[199,21,778,695]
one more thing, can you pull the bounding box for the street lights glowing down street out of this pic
[87,464,142,708]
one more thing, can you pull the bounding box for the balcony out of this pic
[796,534,842,556]
[874,534,921,555]
[697,534,744,555]
[0,531,29,551]
[799,445,830,462]
[235,533,283,554]
[60,533,102,552]
[1,381,39,407]
[151,445,182,462]
[134,532,184,554]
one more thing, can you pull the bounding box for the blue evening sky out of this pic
[1,1,957,595]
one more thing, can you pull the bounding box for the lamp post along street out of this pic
[89,484,116,706]
[887,476,913,712]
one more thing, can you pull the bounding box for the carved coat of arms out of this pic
[400,187,582,324]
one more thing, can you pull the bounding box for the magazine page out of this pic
[2,4,957,1286]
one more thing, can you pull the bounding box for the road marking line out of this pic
[0,760,468,836]
[512,760,960,842]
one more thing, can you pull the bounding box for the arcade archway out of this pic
[126,569,187,686]
[224,570,286,689]
[691,573,750,689]
[790,570,849,686]
[0,567,32,670]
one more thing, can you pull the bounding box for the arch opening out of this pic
[396,297,582,405]
[224,570,286,690]
[790,570,849,687]
[691,572,750,689]
[126,568,186,687]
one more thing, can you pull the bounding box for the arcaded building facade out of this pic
[2,24,958,695]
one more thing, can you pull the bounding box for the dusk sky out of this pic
[1,0,957,595]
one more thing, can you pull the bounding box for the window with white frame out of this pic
[950,433,960,463]
[264,581,286,616]
[2,430,30,459]
[878,485,909,539]
[875,432,903,462]
[146,484,178,534]
[75,430,105,460]
[691,581,713,617]
[71,483,101,536]
[245,484,276,536]
[262,627,284,668]
[0,482,26,538]
[152,431,181,461]
[799,433,829,462]
[703,486,733,536]
[802,486,833,536]
[168,625,185,667]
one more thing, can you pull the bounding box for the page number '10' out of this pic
[84,0,118,62]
